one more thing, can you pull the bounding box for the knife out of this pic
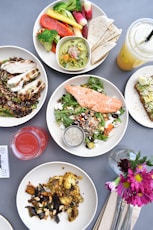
[120,204,133,230]
[110,194,123,230]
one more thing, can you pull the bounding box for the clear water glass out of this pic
[108,145,136,175]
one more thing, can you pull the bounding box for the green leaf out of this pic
[60,93,78,108]
[136,151,141,161]
[85,76,104,92]
[0,108,14,117]
[146,161,153,166]
[139,156,147,163]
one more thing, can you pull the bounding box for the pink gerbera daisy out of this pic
[106,151,153,207]
[127,167,152,192]
[116,174,153,206]
[129,187,153,206]
[116,174,132,200]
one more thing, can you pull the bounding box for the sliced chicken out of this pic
[18,79,45,100]
[7,68,40,92]
[1,59,37,74]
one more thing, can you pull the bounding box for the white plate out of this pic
[46,75,129,157]
[33,0,107,74]
[0,215,13,230]
[125,65,153,128]
[16,161,98,230]
[0,46,48,127]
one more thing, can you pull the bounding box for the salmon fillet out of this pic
[65,85,122,113]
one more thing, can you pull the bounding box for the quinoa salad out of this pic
[54,77,125,149]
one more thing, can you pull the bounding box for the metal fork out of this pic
[110,194,124,230]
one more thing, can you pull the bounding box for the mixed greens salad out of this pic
[55,77,125,149]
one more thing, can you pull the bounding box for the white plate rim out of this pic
[125,65,153,128]
[16,161,98,230]
[0,215,13,230]
[33,0,108,74]
[0,45,48,127]
[46,74,129,157]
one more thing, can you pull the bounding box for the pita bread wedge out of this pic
[92,24,122,50]
[107,25,122,42]
[91,41,116,65]
[87,15,114,51]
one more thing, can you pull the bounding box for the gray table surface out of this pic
[0,0,153,229]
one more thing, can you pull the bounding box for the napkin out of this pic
[94,191,141,230]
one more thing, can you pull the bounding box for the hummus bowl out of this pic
[56,36,91,72]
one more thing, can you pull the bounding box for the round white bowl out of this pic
[46,74,129,157]
[0,45,48,127]
[16,161,98,230]
[33,1,106,74]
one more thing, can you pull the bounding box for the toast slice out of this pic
[135,75,153,121]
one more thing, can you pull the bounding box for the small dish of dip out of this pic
[63,125,85,147]
[56,36,91,72]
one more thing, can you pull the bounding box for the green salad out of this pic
[54,77,125,149]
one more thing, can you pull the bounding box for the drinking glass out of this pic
[108,145,136,175]
[10,126,48,160]
[116,18,153,71]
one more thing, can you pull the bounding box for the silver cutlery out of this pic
[92,193,132,230]
[110,194,124,230]
[121,204,133,230]
[113,199,126,230]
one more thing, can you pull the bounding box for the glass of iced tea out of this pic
[117,18,153,71]
[10,126,48,160]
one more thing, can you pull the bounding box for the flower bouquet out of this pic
[106,151,153,207]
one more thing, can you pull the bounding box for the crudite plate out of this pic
[33,0,108,74]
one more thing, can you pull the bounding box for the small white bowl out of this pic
[56,36,91,72]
